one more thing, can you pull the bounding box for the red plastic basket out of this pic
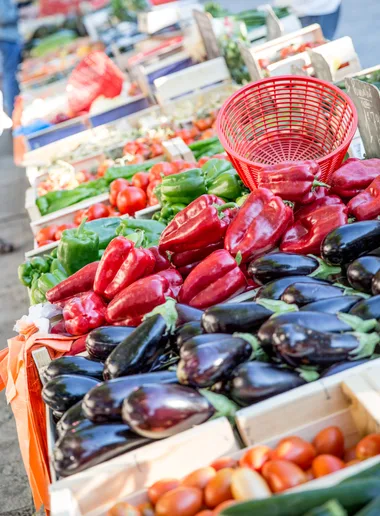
[217,76,358,189]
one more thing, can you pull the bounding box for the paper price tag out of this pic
[291,64,308,76]
[238,42,262,82]
[308,50,333,82]
[193,10,221,60]
[266,6,283,41]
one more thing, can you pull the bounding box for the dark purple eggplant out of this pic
[248,253,319,284]
[56,401,86,436]
[177,335,252,388]
[83,371,177,423]
[281,283,343,306]
[176,303,204,324]
[321,221,380,266]
[53,422,150,477]
[372,271,380,295]
[349,295,380,320]
[321,359,369,377]
[271,323,379,367]
[201,303,272,334]
[42,374,99,412]
[300,296,361,314]
[228,362,305,407]
[256,276,328,301]
[103,315,168,380]
[86,326,136,361]
[347,256,380,293]
[42,356,104,382]
[122,384,215,439]
[174,322,203,351]
[150,348,179,371]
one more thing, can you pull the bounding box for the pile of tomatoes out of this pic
[107,428,380,516]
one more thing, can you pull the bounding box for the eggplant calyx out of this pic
[308,255,341,280]
[199,389,238,422]
[296,366,320,382]
[337,313,377,333]
[256,298,298,314]
[233,332,269,361]
[349,332,380,360]
[333,283,370,299]
[143,297,178,334]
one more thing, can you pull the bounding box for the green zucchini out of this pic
[353,496,380,515]
[221,479,380,516]
[304,500,347,516]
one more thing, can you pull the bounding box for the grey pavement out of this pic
[0,0,378,512]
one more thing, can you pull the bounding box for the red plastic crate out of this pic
[217,76,358,189]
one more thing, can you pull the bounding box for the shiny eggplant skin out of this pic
[86,326,136,361]
[83,371,177,423]
[349,295,380,320]
[122,384,214,439]
[53,422,150,477]
[103,315,168,380]
[42,374,99,412]
[150,348,179,372]
[201,303,272,334]
[177,335,251,388]
[321,221,380,266]
[347,256,380,293]
[228,362,305,407]
[248,253,318,285]
[56,401,86,436]
[256,276,327,300]
[176,303,204,324]
[272,323,360,367]
[281,283,343,306]
[174,322,203,351]
[43,356,104,382]
[321,359,368,377]
[372,270,380,295]
[300,296,361,314]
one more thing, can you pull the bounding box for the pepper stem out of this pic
[283,200,295,208]
[235,251,242,266]
[312,178,331,191]
[76,217,88,237]
[214,202,238,213]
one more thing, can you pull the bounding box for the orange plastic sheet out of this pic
[0,322,81,511]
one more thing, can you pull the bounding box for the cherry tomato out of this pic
[38,239,55,247]
[204,468,234,508]
[55,223,77,240]
[150,142,164,157]
[262,460,307,493]
[182,467,216,490]
[239,445,272,472]
[356,434,380,460]
[148,162,177,182]
[132,172,150,191]
[97,159,114,178]
[210,457,238,471]
[107,502,140,515]
[146,180,160,206]
[155,486,203,516]
[86,203,110,221]
[213,500,237,514]
[36,225,58,244]
[313,426,345,458]
[311,454,345,478]
[136,501,154,516]
[271,436,316,470]
[194,117,214,132]
[344,446,357,462]
[74,209,87,225]
[109,178,130,206]
[117,186,147,215]
[148,479,180,505]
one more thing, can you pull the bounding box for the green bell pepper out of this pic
[30,269,67,305]
[50,258,67,275]
[50,247,58,258]
[85,217,122,249]
[58,218,99,275]
[18,261,34,287]
[189,137,225,160]
[236,193,250,206]
[160,168,206,205]
[207,170,243,201]
[158,203,186,224]
[30,256,51,274]
[116,218,166,247]
[18,255,52,287]
[202,159,234,187]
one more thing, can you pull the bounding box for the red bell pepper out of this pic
[94,237,134,297]
[104,247,156,299]
[159,194,236,253]
[347,176,380,220]
[171,240,224,278]
[280,196,348,255]
[156,268,183,297]
[150,246,171,272]
[63,291,107,336]
[330,158,380,198]
[257,161,329,203]
[178,249,246,309]
[225,189,294,263]
[46,261,99,304]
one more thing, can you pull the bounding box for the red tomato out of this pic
[171,160,195,172]
[311,454,345,478]
[150,141,164,157]
[74,209,87,225]
[131,172,149,191]
[262,460,307,493]
[146,180,160,206]
[108,207,120,217]
[271,436,317,470]
[107,502,140,515]
[109,178,130,206]
[313,426,345,458]
[86,203,110,221]
[239,445,272,472]
[344,446,357,462]
[197,156,211,167]
[305,468,314,481]
[194,511,213,516]
[148,479,180,505]
[97,159,114,178]
[117,186,147,215]
[182,467,216,490]
[155,487,203,516]
[345,459,361,467]
[38,239,55,247]
[194,117,214,132]
[204,468,234,508]
[356,434,380,460]
[36,225,58,244]
[55,223,77,240]
[76,170,91,183]
[148,162,177,182]
[210,457,238,471]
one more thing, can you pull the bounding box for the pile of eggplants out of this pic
[41,221,380,478]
